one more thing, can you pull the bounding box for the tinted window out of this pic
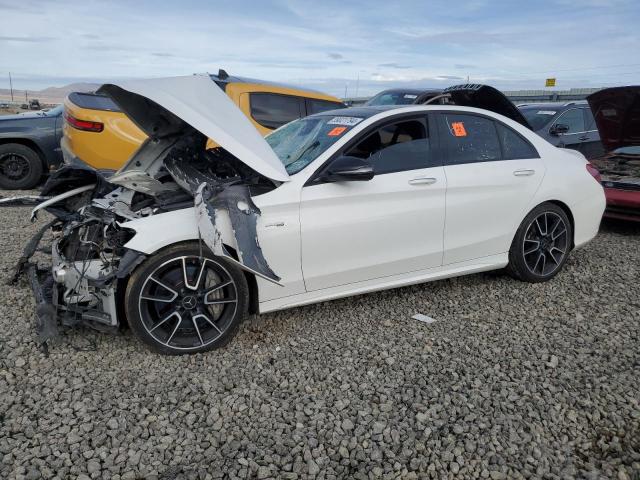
[346,119,432,174]
[496,123,538,159]
[307,99,345,115]
[554,108,585,133]
[519,108,557,130]
[442,114,501,164]
[250,93,303,129]
[583,108,597,131]
[366,91,420,106]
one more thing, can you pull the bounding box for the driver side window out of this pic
[345,118,432,174]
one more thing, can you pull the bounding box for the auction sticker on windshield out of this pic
[327,126,347,136]
[327,116,363,126]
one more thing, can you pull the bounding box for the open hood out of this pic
[443,84,532,130]
[97,75,290,182]
[587,86,640,153]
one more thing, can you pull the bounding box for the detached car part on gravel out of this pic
[2,76,605,354]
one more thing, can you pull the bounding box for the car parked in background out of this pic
[0,105,64,189]
[63,70,346,171]
[366,88,446,106]
[517,101,603,159]
[587,86,640,221]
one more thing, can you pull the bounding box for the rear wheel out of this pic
[125,243,249,354]
[0,143,43,189]
[507,203,572,283]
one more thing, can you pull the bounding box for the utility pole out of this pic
[355,72,360,99]
[9,72,13,102]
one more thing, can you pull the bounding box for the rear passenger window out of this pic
[442,114,501,164]
[307,99,345,115]
[496,123,539,159]
[250,93,303,129]
[346,119,433,174]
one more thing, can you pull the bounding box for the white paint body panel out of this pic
[120,105,605,313]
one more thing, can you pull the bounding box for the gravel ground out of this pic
[1,189,639,480]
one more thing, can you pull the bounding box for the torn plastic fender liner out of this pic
[164,155,282,285]
[194,183,282,285]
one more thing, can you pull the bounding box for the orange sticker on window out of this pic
[451,122,467,137]
[328,126,347,136]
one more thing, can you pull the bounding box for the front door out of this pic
[300,115,446,291]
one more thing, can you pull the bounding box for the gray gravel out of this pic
[1,190,639,480]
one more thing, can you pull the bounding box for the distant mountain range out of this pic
[0,82,101,104]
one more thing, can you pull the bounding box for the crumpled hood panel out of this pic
[98,75,290,182]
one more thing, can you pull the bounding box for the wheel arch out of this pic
[545,199,576,249]
[513,199,576,251]
[123,240,260,317]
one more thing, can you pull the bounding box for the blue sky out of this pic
[0,0,638,96]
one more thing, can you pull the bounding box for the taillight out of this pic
[65,112,103,132]
[586,163,602,184]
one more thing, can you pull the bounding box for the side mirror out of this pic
[550,123,570,135]
[322,156,374,182]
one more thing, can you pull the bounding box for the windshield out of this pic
[266,115,363,174]
[519,107,557,131]
[367,91,419,106]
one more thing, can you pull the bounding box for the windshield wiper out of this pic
[287,140,320,166]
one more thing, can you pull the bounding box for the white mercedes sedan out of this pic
[8,76,605,354]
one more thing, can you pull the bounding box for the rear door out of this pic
[580,107,605,159]
[299,114,446,291]
[437,112,545,264]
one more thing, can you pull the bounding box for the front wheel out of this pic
[125,243,249,354]
[507,203,572,283]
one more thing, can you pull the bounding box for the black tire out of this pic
[507,202,572,283]
[0,143,44,190]
[125,242,249,355]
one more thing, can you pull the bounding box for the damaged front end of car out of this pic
[3,75,290,348]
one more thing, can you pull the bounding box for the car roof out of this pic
[210,72,333,98]
[310,105,405,119]
[373,88,443,95]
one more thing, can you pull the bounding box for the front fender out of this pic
[120,207,237,255]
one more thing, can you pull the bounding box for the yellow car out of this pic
[63,70,345,170]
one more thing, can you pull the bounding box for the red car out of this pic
[587,86,640,221]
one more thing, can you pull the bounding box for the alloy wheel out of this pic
[522,211,569,277]
[137,256,238,350]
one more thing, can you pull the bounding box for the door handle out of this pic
[578,135,589,141]
[513,169,535,177]
[408,177,437,185]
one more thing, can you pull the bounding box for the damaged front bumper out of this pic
[11,220,146,344]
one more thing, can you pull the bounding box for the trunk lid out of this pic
[443,84,532,129]
[587,86,640,153]
[97,75,290,182]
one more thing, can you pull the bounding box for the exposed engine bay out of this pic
[4,135,281,347]
[591,153,640,190]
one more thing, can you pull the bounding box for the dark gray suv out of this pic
[517,101,603,159]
